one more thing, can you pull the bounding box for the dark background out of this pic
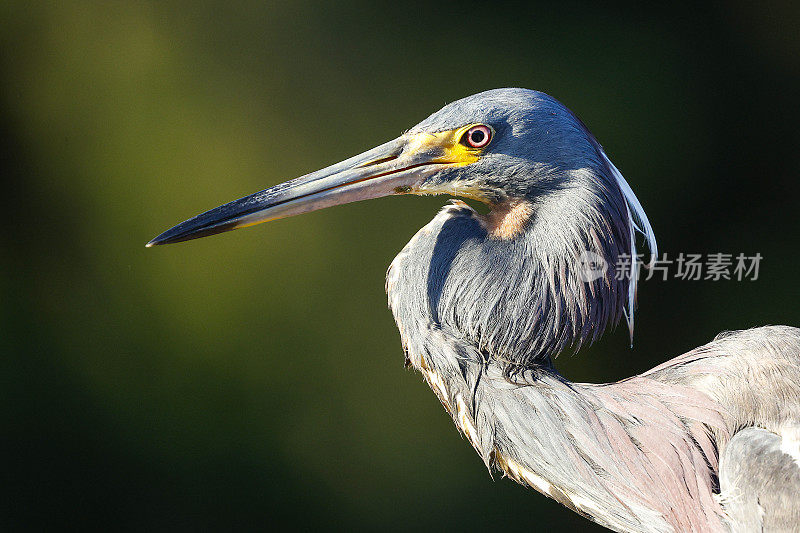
[2,2,799,531]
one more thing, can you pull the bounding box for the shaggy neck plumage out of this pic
[501,165,634,372]
[401,163,634,377]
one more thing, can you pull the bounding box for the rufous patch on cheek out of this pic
[483,199,534,239]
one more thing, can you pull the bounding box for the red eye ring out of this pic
[462,125,492,148]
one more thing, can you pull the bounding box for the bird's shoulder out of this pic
[719,425,800,531]
[642,326,800,410]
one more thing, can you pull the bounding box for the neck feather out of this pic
[407,326,728,532]
[485,368,727,532]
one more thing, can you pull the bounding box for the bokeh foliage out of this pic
[2,2,799,530]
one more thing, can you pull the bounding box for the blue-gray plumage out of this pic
[147,89,800,532]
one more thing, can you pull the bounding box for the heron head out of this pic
[147,88,650,252]
[407,88,603,204]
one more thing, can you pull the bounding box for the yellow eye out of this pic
[461,125,492,148]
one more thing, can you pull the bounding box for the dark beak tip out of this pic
[146,230,174,248]
[145,218,241,248]
[144,231,184,248]
[145,228,182,248]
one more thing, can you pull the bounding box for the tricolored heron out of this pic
[148,89,800,532]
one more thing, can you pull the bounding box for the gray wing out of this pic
[719,426,800,532]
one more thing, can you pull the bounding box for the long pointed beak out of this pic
[146,132,472,247]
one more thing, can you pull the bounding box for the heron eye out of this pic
[462,125,492,149]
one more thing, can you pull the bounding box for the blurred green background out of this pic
[2,2,799,531]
